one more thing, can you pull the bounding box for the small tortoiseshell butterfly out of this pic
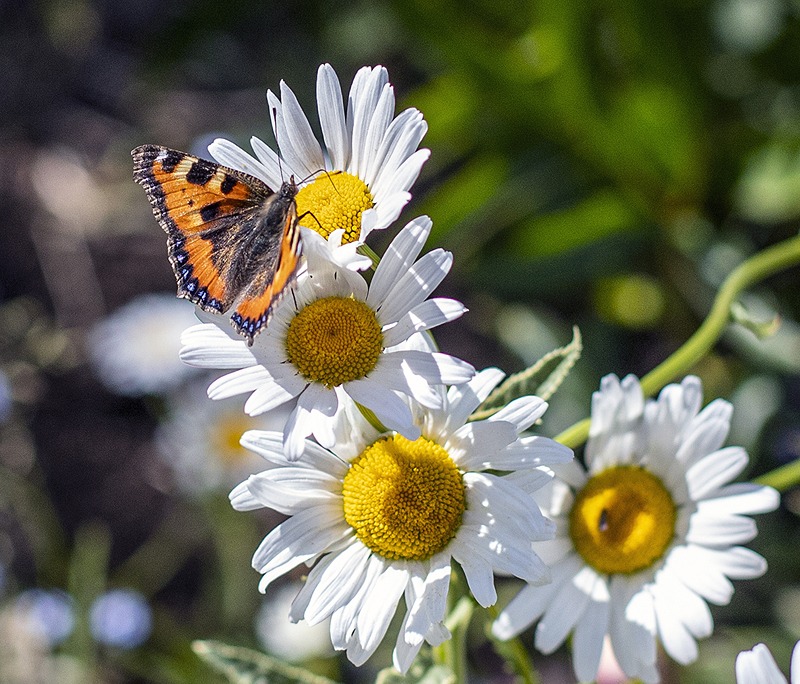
[132,144,302,345]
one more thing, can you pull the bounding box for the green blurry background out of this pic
[1,0,799,681]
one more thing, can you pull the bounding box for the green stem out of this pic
[442,596,474,682]
[484,604,539,684]
[355,402,389,434]
[755,458,800,492]
[555,233,800,450]
[357,243,381,269]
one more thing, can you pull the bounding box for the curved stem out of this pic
[555,234,800,450]
[756,458,800,492]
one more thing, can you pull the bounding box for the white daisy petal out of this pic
[207,366,272,400]
[653,585,698,665]
[361,83,395,187]
[535,565,596,653]
[487,396,548,433]
[250,135,298,182]
[736,643,788,684]
[243,375,305,416]
[316,63,348,170]
[229,481,261,511]
[686,512,758,546]
[356,565,409,656]
[240,429,347,476]
[377,249,453,325]
[698,483,780,515]
[382,148,431,200]
[245,469,340,513]
[687,446,749,499]
[344,378,420,441]
[269,83,321,177]
[208,138,276,186]
[384,349,475,387]
[368,216,433,308]
[448,421,519,465]
[382,298,468,348]
[180,324,255,368]
[572,596,610,683]
[303,542,372,623]
[442,367,506,431]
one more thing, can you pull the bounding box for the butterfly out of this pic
[131,144,302,345]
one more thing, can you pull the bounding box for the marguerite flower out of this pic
[492,374,780,683]
[88,293,200,397]
[736,641,800,684]
[230,367,573,671]
[209,63,429,267]
[156,382,292,496]
[180,216,473,460]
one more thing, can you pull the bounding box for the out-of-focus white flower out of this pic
[88,293,199,396]
[255,582,334,663]
[156,382,292,496]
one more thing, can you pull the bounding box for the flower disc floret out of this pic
[342,435,466,561]
[569,465,676,575]
[285,296,383,388]
[296,172,374,243]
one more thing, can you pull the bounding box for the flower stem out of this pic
[441,596,474,682]
[485,605,539,684]
[756,458,800,492]
[555,233,800,450]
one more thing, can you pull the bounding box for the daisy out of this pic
[208,63,429,264]
[180,216,474,460]
[156,382,293,496]
[492,374,780,683]
[736,641,800,684]
[230,366,573,672]
[87,293,200,397]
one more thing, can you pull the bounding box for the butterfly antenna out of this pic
[270,105,285,182]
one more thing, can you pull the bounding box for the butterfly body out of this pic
[131,145,302,344]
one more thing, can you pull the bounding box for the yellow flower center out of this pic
[569,465,677,575]
[295,172,374,243]
[342,435,466,561]
[210,412,254,466]
[285,296,383,388]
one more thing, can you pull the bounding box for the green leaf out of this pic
[192,641,340,684]
[472,326,582,420]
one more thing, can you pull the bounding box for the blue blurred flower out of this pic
[89,589,152,649]
[15,589,75,646]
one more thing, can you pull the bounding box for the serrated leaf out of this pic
[471,326,582,421]
[192,641,339,684]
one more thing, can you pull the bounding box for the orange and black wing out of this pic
[231,193,302,342]
[132,145,274,313]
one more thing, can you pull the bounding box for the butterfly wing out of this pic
[231,194,302,342]
[132,144,274,313]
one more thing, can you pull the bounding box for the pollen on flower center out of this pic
[569,465,677,575]
[342,435,466,561]
[295,172,374,244]
[285,296,383,388]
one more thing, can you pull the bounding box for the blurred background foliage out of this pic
[1,0,800,681]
